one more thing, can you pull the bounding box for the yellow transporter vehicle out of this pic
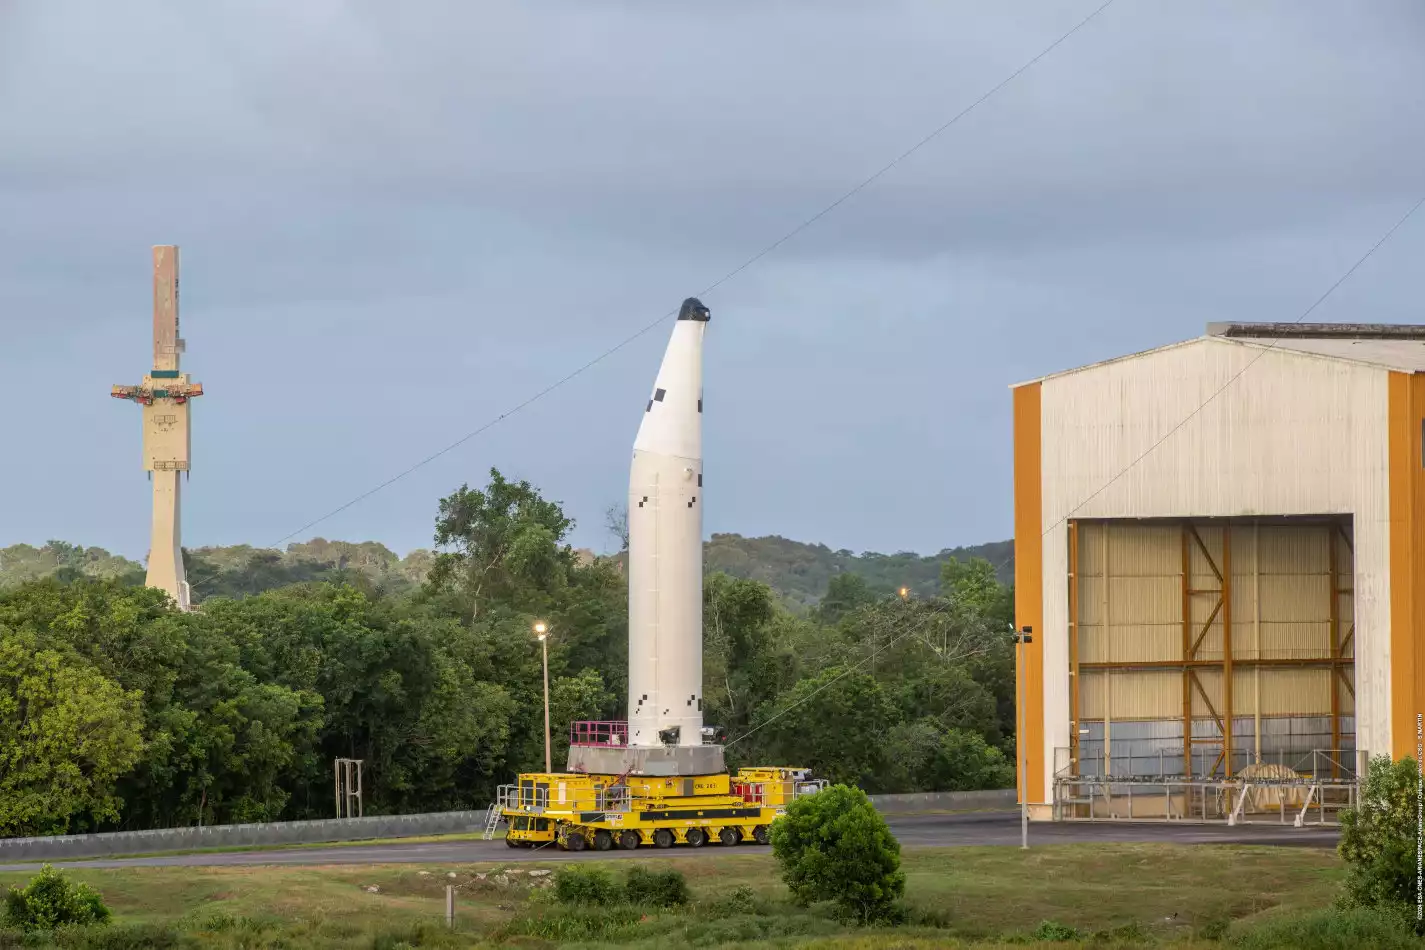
[499,764,825,851]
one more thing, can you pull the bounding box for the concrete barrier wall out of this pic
[0,788,1016,862]
[868,788,1017,814]
[0,810,486,862]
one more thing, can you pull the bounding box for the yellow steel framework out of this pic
[1068,520,1080,776]
[1069,517,1355,780]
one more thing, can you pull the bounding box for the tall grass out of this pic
[1230,906,1418,950]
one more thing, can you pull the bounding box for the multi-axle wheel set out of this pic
[507,822,772,851]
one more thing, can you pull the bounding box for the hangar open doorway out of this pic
[1054,517,1360,822]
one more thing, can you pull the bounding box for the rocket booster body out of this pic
[627,298,710,749]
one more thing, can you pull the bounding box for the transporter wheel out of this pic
[753,825,770,845]
[618,830,642,850]
[684,827,707,848]
[718,827,742,847]
[505,836,520,849]
[565,831,587,852]
[653,829,675,849]
[593,830,613,851]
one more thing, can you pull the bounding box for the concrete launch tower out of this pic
[111,246,203,610]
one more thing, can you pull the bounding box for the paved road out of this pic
[0,811,1338,872]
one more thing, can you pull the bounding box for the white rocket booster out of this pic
[627,298,710,749]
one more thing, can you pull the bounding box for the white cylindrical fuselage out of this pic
[627,302,708,748]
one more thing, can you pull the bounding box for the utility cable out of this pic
[1051,191,1425,532]
[262,0,1119,549]
[726,186,1425,751]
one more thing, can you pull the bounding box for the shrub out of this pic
[1337,754,1418,914]
[624,867,689,907]
[2,865,111,933]
[769,783,905,923]
[1196,917,1231,941]
[1230,905,1419,950]
[53,922,191,949]
[552,866,621,906]
[1031,920,1082,942]
[704,885,761,917]
[503,905,643,942]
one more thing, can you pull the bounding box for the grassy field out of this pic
[0,843,1410,949]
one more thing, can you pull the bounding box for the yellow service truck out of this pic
[498,767,824,850]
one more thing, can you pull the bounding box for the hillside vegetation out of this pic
[707,533,1013,607]
[0,467,1017,836]
[1,535,1012,608]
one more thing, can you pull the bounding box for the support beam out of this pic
[1068,521,1080,777]
[1337,666,1356,700]
[1329,527,1340,778]
[1011,383,1044,806]
[1190,670,1228,776]
[1181,525,1192,777]
[1190,525,1222,581]
[1253,521,1262,765]
[1190,599,1224,658]
[1081,657,1352,671]
[1222,526,1233,777]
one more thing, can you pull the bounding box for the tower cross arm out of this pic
[111,382,205,405]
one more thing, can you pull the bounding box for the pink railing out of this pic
[569,720,629,747]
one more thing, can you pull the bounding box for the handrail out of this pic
[569,720,630,747]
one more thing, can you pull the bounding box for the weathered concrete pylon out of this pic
[111,246,203,609]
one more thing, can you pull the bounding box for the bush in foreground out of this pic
[551,865,689,908]
[1337,754,1418,920]
[1,865,111,933]
[623,866,689,907]
[552,866,621,906]
[769,783,905,923]
[1231,905,1420,950]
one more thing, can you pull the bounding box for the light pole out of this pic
[534,621,551,774]
[1015,625,1034,850]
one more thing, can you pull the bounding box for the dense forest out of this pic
[705,533,1013,607]
[0,470,1017,837]
[0,534,1012,608]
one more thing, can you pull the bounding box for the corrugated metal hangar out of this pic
[1012,322,1425,820]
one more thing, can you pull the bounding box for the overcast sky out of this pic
[2,1,1422,565]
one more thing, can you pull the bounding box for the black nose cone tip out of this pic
[678,297,711,322]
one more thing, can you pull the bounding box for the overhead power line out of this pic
[1053,191,1425,532]
[727,186,1425,750]
[264,0,1120,549]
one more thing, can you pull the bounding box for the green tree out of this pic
[0,629,145,836]
[941,557,1016,749]
[757,670,897,789]
[1338,754,1419,915]
[815,573,881,624]
[769,783,905,922]
[197,584,518,816]
[0,542,144,591]
[883,720,1015,792]
[2,865,111,932]
[0,579,326,830]
[704,573,798,742]
[427,468,577,621]
[548,669,615,766]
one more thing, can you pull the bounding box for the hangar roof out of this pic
[1012,323,1425,387]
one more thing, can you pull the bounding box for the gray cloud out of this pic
[1,1,1422,560]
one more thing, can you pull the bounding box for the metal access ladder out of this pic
[482,802,503,840]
